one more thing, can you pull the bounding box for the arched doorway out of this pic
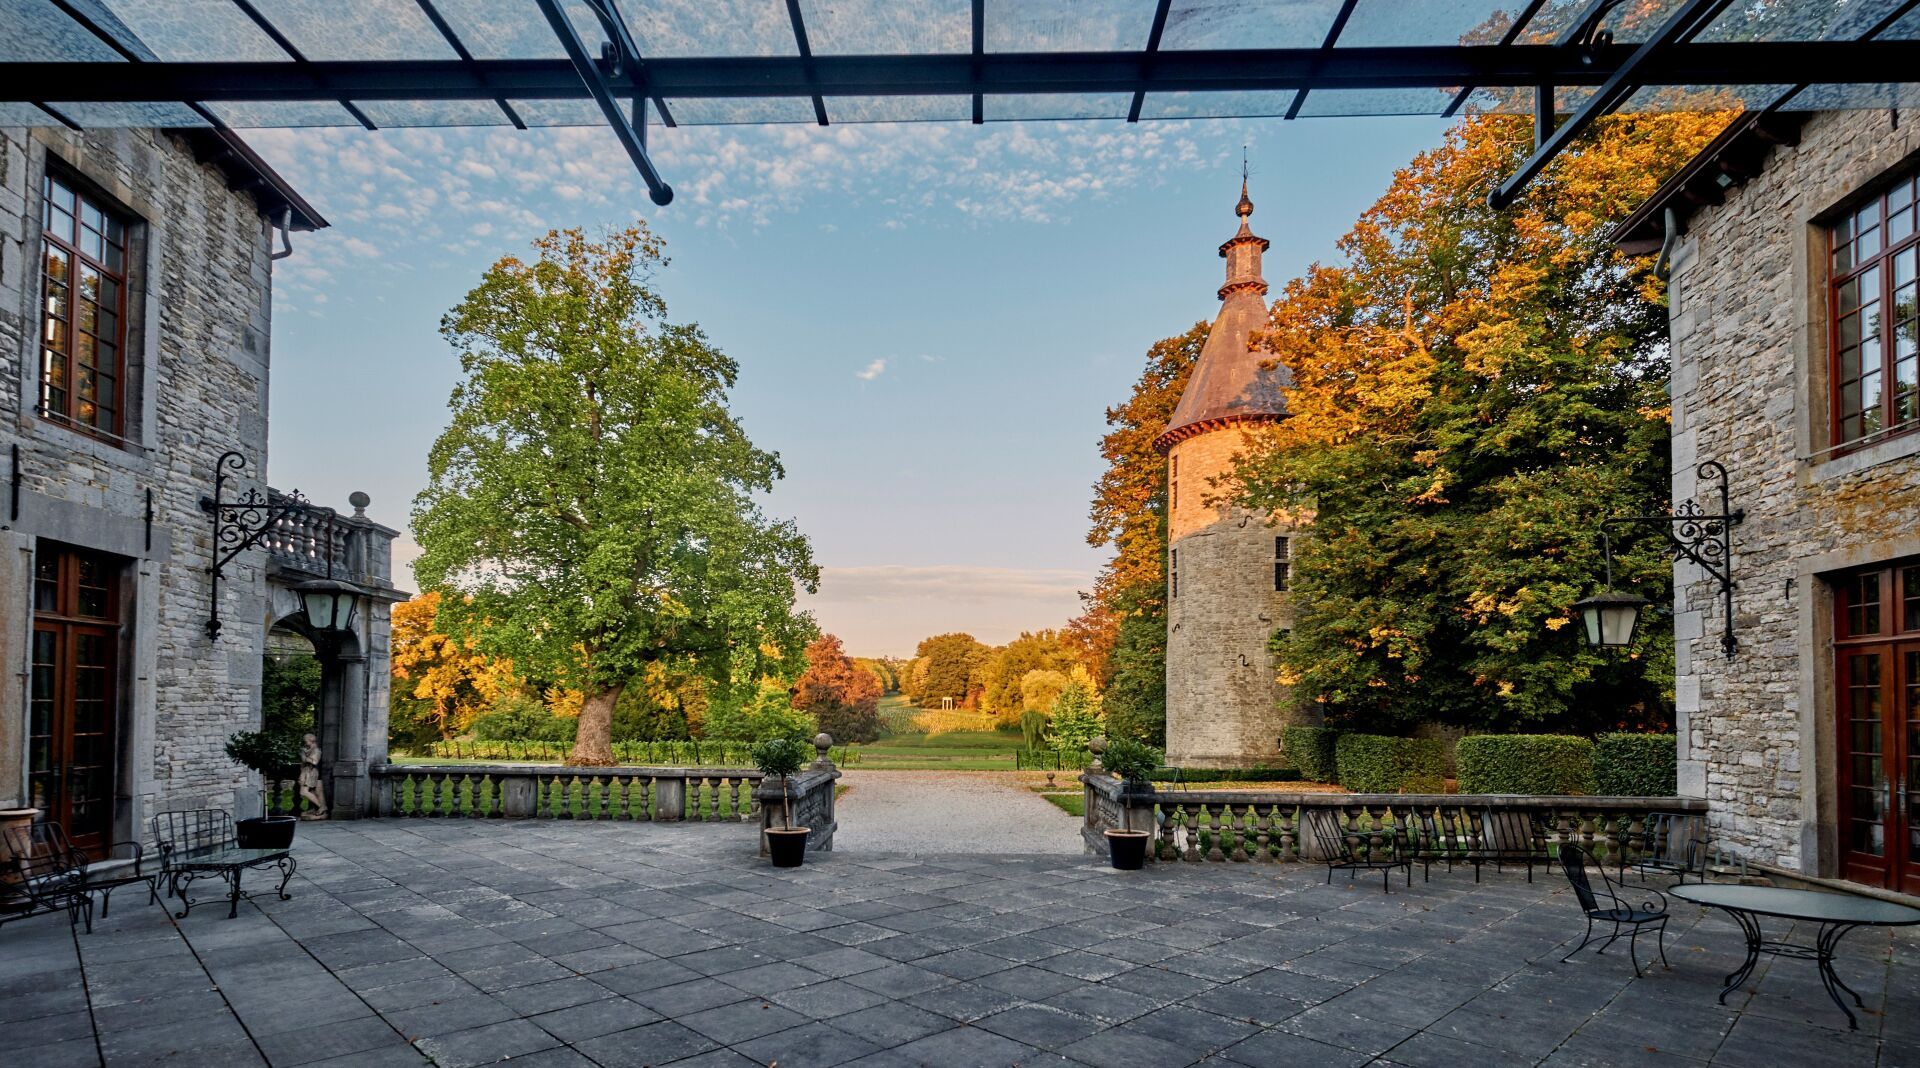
[263,624,321,815]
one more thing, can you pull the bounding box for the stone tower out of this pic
[1155,180,1310,768]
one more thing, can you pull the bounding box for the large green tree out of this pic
[912,632,989,708]
[414,226,819,765]
[1231,112,1730,734]
[1075,323,1208,743]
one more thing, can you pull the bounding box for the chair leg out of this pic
[1564,916,1595,963]
[1599,920,1624,955]
[1656,921,1670,969]
[1627,925,1645,978]
[100,886,112,919]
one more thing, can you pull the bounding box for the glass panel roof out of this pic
[507,98,606,126]
[355,100,514,128]
[986,93,1134,121]
[828,96,972,123]
[2,0,129,61]
[804,0,971,55]
[430,0,567,58]
[46,101,211,126]
[1695,0,1910,43]
[626,0,799,57]
[667,97,817,125]
[205,101,362,127]
[1339,1,1534,47]
[98,0,284,60]
[1140,90,1297,119]
[245,0,459,61]
[1159,0,1341,50]
[1296,87,1456,117]
[1621,84,1796,112]
[985,0,1156,51]
[1788,82,1920,108]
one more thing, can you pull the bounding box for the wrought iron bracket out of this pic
[536,0,673,205]
[1600,460,1745,658]
[199,450,336,641]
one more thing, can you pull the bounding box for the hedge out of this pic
[1455,735,1596,796]
[1281,726,1341,783]
[1595,733,1678,796]
[1334,734,1447,794]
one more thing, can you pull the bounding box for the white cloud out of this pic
[856,358,887,381]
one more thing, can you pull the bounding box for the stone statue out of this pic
[298,733,328,820]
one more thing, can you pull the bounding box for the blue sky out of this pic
[249,113,1449,657]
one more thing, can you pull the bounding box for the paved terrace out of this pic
[4,822,1917,1068]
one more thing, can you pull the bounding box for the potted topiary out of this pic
[225,730,302,848]
[1100,736,1161,870]
[753,736,813,868]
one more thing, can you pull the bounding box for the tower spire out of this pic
[1218,167,1267,301]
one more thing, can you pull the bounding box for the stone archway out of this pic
[266,609,372,819]
[262,624,321,814]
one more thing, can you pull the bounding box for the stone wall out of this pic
[1666,108,1920,874]
[1164,427,1309,768]
[0,126,279,838]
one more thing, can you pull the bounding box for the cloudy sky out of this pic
[249,112,1447,657]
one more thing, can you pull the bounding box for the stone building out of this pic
[1157,182,1312,768]
[0,124,399,857]
[1615,108,1920,895]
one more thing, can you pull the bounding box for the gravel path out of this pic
[832,770,1085,854]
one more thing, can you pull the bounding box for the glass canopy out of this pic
[1,0,1914,129]
[4,0,1917,207]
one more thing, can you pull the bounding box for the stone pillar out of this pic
[319,650,372,819]
[500,776,537,818]
[0,534,31,809]
[655,775,686,822]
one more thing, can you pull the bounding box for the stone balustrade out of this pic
[754,766,841,856]
[371,764,763,822]
[1080,771,1707,864]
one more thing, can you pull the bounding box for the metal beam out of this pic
[582,0,674,129]
[533,0,672,205]
[785,0,829,125]
[970,0,984,124]
[1127,0,1173,123]
[4,42,1919,104]
[1284,0,1361,120]
[1488,0,1736,209]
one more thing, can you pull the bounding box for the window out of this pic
[1830,171,1920,448]
[40,172,131,439]
[1274,536,1291,592]
[1169,549,1178,600]
[1169,456,1178,514]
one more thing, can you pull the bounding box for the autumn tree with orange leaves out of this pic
[1229,111,1732,733]
[389,592,519,745]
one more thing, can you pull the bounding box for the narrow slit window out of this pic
[1275,536,1291,592]
[1830,170,1920,448]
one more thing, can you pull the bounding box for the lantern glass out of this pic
[1573,592,1646,649]
[298,583,358,633]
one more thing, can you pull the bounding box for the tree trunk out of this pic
[568,683,623,766]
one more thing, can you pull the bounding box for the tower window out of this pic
[1275,536,1291,591]
[1170,548,1178,599]
[1169,456,1178,514]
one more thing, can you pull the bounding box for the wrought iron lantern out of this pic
[1575,460,1744,658]
[1570,590,1649,649]
[200,449,357,641]
[293,577,362,635]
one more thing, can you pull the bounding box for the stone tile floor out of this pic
[4,820,1917,1067]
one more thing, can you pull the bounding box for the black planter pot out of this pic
[765,827,810,868]
[236,815,297,849]
[1106,829,1150,870]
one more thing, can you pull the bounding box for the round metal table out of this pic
[1670,882,1920,1029]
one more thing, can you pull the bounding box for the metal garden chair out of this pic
[1465,809,1552,882]
[0,829,92,934]
[3,821,154,920]
[1617,811,1709,884]
[1305,808,1411,892]
[1557,843,1670,978]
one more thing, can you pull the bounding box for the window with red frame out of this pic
[40,173,131,439]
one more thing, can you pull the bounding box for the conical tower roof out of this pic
[1155,178,1287,451]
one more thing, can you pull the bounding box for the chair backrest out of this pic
[150,809,234,859]
[1481,809,1546,853]
[1644,812,1705,868]
[1557,843,1602,912]
[6,822,86,902]
[1303,808,1352,860]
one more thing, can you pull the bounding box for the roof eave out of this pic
[1610,109,1805,254]
[171,126,327,232]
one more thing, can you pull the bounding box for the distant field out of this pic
[855,696,1025,770]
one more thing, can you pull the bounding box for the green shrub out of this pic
[1100,736,1163,784]
[225,730,301,778]
[1333,734,1446,794]
[1020,710,1048,751]
[1455,735,1596,795]
[1595,733,1677,796]
[1281,726,1340,783]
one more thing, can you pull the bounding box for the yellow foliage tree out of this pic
[389,592,518,739]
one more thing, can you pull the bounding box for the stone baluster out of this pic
[427,773,444,817]
[1252,804,1272,862]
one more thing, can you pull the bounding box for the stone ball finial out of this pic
[348,491,371,516]
[1088,736,1107,754]
[815,733,833,751]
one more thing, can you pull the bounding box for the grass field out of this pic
[1041,792,1084,817]
[849,696,1028,770]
